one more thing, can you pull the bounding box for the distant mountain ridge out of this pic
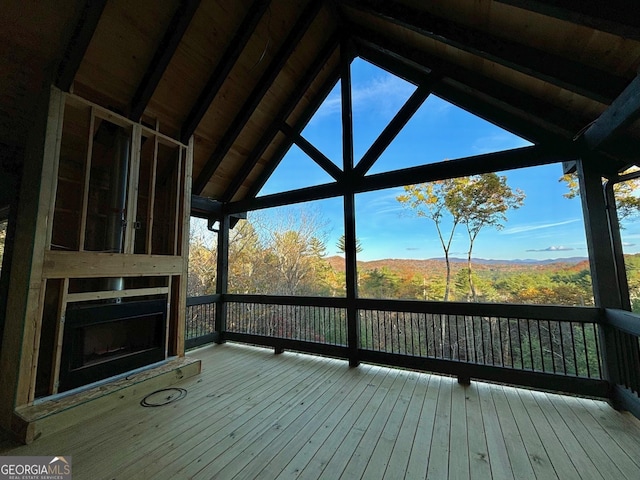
[325,255,589,273]
[429,256,588,265]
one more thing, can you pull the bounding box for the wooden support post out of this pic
[0,86,65,432]
[341,37,359,368]
[576,157,622,392]
[215,214,230,344]
[173,139,193,357]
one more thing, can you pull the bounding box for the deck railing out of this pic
[186,294,610,397]
[185,294,218,349]
[604,308,640,418]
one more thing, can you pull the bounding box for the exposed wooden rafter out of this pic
[582,74,640,150]
[221,33,340,202]
[493,0,640,41]
[180,0,271,143]
[129,0,201,121]
[56,0,108,91]
[338,0,628,104]
[193,0,324,194]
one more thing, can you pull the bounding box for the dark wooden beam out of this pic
[340,35,359,367]
[56,0,108,91]
[220,33,340,202]
[190,194,222,219]
[354,35,577,147]
[361,145,574,192]
[180,0,270,143]
[582,74,640,150]
[225,144,576,214]
[227,181,345,214]
[129,0,201,121]
[354,82,432,176]
[339,0,627,104]
[493,0,640,41]
[214,214,230,343]
[244,64,342,200]
[280,123,343,181]
[355,33,640,166]
[192,1,324,194]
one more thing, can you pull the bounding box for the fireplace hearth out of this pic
[59,299,167,392]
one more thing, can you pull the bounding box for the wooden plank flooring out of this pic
[2,342,640,479]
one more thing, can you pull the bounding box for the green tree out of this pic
[456,174,525,300]
[361,267,400,299]
[336,234,363,254]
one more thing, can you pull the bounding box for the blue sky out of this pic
[258,58,640,262]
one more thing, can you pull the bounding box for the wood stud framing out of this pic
[1,89,192,419]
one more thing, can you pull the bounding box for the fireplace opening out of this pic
[59,299,167,392]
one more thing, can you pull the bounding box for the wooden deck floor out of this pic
[2,342,640,479]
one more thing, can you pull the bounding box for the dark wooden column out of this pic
[577,157,622,389]
[577,158,623,309]
[214,214,230,344]
[340,37,359,367]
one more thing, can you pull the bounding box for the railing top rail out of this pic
[186,294,220,307]
[186,293,603,324]
[222,294,349,308]
[358,298,603,323]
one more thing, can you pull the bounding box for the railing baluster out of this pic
[548,320,557,374]
[558,320,567,375]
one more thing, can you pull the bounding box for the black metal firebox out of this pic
[59,299,167,392]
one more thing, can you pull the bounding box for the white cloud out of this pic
[501,219,580,235]
[471,133,531,155]
[309,74,415,123]
[526,246,574,252]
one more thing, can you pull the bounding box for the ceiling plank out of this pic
[221,33,340,202]
[56,0,108,92]
[129,0,201,121]
[354,82,433,176]
[582,74,640,150]
[180,0,271,143]
[493,0,640,41]
[281,123,343,181]
[193,0,324,195]
[245,64,342,200]
[339,0,628,104]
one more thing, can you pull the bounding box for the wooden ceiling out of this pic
[1,0,639,204]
